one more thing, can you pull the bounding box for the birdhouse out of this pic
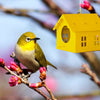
[53,14,100,53]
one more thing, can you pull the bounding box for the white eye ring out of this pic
[26,37,30,42]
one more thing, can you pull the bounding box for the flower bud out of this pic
[30,82,42,88]
[0,58,5,67]
[43,67,46,72]
[9,62,22,74]
[80,0,92,11]
[40,67,46,73]
[40,67,44,73]
[9,76,21,87]
[39,67,46,80]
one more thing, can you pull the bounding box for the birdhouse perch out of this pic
[53,14,100,53]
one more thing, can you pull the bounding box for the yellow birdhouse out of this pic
[53,14,100,53]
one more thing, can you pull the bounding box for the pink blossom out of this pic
[40,67,46,80]
[80,0,91,10]
[0,58,5,67]
[30,82,42,88]
[43,67,46,72]
[7,62,22,74]
[10,62,19,71]
[30,83,37,88]
[9,76,21,87]
[40,67,46,73]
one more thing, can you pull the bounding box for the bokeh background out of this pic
[0,0,100,100]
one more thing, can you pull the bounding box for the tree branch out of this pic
[80,52,100,78]
[81,64,100,87]
[4,65,51,100]
[0,5,55,34]
[42,0,66,17]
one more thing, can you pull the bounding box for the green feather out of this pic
[35,43,47,68]
[35,43,57,69]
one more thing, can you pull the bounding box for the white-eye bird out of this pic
[15,32,56,73]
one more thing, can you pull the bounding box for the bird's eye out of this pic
[26,37,30,42]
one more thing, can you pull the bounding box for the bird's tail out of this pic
[47,61,57,69]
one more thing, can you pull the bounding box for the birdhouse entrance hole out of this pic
[61,26,70,43]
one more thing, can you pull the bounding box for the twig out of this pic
[42,0,66,17]
[0,5,54,14]
[43,81,57,100]
[10,52,21,67]
[81,64,100,87]
[89,0,100,4]
[80,52,100,78]
[0,5,55,34]
[4,65,51,100]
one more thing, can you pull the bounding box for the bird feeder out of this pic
[53,14,100,53]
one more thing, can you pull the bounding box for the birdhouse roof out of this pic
[53,14,100,32]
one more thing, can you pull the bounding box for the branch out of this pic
[0,5,55,34]
[42,0,66,17]
[0,57,58,100]
[89,0,100,4]
[80,52,100,78]
[4,65,51,100]
[81,64,100,87]
[43,81,57,100]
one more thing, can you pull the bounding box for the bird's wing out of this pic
[35,43,47,67]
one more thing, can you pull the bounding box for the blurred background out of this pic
[0,0,100,100]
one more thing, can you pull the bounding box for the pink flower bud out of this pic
[9,76,21,87]
[40,67,44,73]
[80,4,85,8]
[0,58,5,67]
[40,67,46,73]
[39,67,46,80]
[30,83,37,88]
[84,0,89,4]
[9,62,22,74]
[43,67,46,72]
[80,0,91,10]
[10,65,17,71]
[30,82,42,88]
[0,58,3,63]
[10,62,19,68]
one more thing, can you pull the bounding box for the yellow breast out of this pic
[18,40,35,51]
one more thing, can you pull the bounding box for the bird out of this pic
[15,32,57,73]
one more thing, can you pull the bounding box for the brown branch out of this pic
[42,0,66,17]
[0,5,55,34]
[81,64,100,87]
[80,52,100,78]
[4,65,51,100]
[42,81,57,100]
[4,53,56,100]
[89,0,100,4]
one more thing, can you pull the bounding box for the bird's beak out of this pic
[31,37,40,40]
